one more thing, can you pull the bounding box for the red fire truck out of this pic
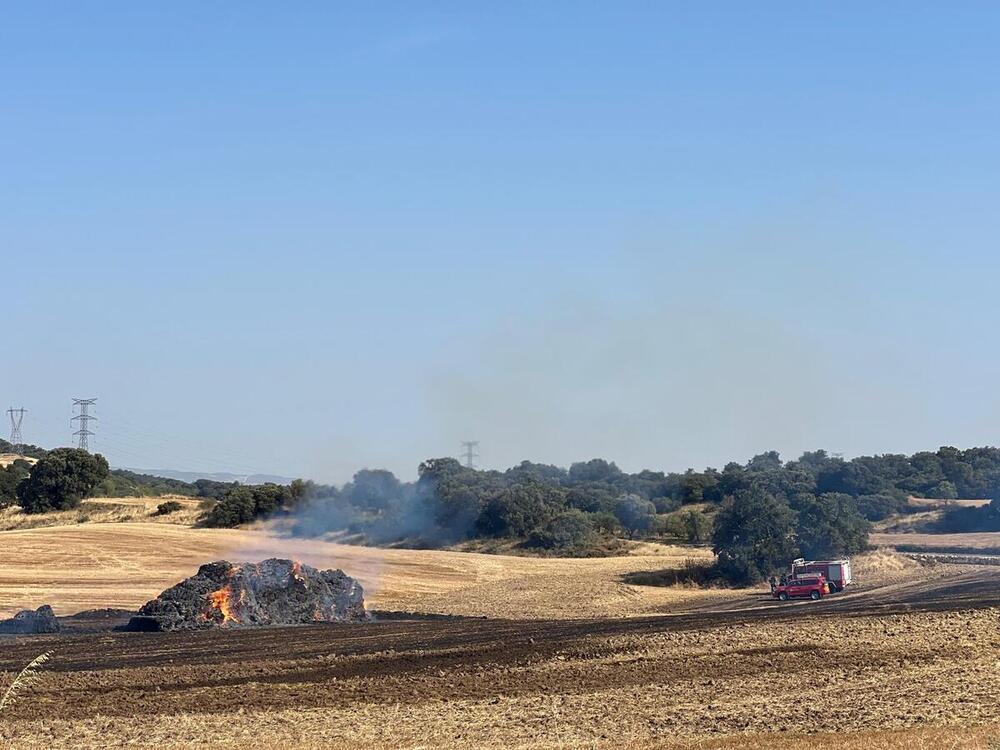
[789,558,853,592]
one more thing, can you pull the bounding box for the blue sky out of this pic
[3,4,1000,482]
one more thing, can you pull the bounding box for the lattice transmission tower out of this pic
[7,407,26,454]
[71,398,98,452]
[460,441,480,469]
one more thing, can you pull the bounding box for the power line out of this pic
[99,414,268,473]
[7,407,26,454]
[71,398,97,452]
[460,440,480,469]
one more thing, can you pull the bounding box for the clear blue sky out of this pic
[3,4,1000,482]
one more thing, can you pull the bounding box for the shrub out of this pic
[153,500,183,516]
[652,495,681,514]
[855,493,906,521]
[623,559,723,587]
[199,484,293,527]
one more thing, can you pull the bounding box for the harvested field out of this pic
[0,574,998,749]
[2,521,999,749]
[872,530,1000,554]
[0,522,727,619]
[0,495,202,531]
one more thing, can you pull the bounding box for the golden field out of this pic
[0,501,998,750]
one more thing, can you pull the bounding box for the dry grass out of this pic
[0,652,50,714]
[0,495,201,532]
[907,496,991,509]
[872,531,1000,551]
[0,454,36,468]
[0,519,998,749]
[2,504,998,749]
[0,522,727,619]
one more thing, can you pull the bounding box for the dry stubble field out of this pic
[1,504,999,749]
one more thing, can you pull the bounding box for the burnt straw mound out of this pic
[125,558,369,631]
[0,605,60,635]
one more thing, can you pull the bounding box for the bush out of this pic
[652,496,681,514]
[932,498,1000,533]
[16,449,109,514]
[199,484,293,527]
[526,510,599,551]
[153,500,183,516]
[855,493,906,521]
[623,559,723,587]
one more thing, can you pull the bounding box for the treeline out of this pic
[1,449,111,513]
[0,449,242,512]
[97,470,235,500]
[198,445,1000,578]
[10,443,1000,584]
[0,438,48,460]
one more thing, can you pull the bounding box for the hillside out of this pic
[124,467,296,485]
[0,453,37,468]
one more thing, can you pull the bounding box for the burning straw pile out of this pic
[126,558,369,631]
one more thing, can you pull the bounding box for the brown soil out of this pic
[0,571,998,749]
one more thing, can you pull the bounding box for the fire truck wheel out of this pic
[810,590,821,600]
[778,592,789,601]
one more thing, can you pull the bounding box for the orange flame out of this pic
[208,587,239,625]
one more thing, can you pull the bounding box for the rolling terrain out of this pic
[1,503,999,749]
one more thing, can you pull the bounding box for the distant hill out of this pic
[122,468,296,486]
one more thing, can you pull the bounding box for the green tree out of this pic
[16,449,110,514]
[793,493,871,558]
[477,481,565,537]
[711,488,797,584]
[344,469,402,510]
[527,510,599,551]
[682,508,712,543]
[568,458,622,483]
[614,494,656,539]
[0,461,32,508]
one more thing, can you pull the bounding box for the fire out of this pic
[207,587,239,625]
